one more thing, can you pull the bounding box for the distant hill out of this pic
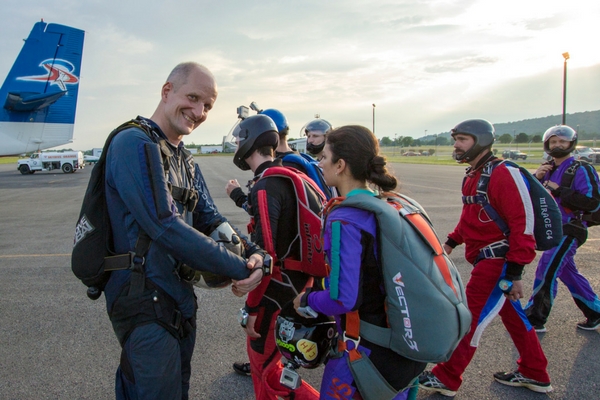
[428,110,600,141]
[494,110,600,138]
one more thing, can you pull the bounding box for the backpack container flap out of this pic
[258,166,329,277]
[340,193,471,363]
[513,163,563,250]
[71,119,153,299]
[72,161,111,290]
[466,160,563,251]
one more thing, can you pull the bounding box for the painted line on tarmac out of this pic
[405,183,462,193]
[0,254,70,258]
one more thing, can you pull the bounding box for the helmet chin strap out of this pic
[548,148,571,158]
[306,140,325,155]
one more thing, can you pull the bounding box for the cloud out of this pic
[1,0,599,150]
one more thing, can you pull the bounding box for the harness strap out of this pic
[128,230,152,296]
[257,189,276,259]
[342,312,407,399]
[102,230,152,273]
[109,278,195,347]
[171,185,199,211]
[280,259,302,271]
[343,310,362,360]
[474,239,509,265]
[461,160,511,236]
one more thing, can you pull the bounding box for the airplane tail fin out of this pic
[0,20,85,155]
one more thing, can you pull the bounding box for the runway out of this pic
[0,156,598,399]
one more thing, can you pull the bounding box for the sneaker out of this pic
[418,371,457,397]
[533,324,546,333]
[232,362,251,376]
[493,371,552,393]
[576,317,600,331]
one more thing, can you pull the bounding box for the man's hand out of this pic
[231,268,262,296]
[505,279,524,301]
[535,163,553,180]
[226,179,241,196]
[443,244,453,255]
[231,253,264,296]
[243,315,261,338]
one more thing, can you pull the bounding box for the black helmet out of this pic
[275,301,336,369]
[450,119,495,162]
[302,119,332,155]
[543,125,577,158]
[233,114,279,170]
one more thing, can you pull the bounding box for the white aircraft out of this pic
[0,20,85,156]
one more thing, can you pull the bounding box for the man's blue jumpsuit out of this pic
[104,117,261,400]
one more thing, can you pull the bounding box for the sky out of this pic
[1,0,599,150]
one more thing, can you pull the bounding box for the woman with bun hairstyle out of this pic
[293,125,426,399]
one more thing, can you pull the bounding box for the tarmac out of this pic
[0,156,598,399]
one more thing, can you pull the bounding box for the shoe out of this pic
[232,362,251,376]
[576,317,600,331]
[493,371,552,393]
[418,371,457,397]
[533,324,546,333]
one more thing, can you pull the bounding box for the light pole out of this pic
[372,104,376,134]
[562,52,569,125]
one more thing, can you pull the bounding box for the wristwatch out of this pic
[237,307,249,328]
[498,279,513,294]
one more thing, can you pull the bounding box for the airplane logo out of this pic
[17,59,79,91]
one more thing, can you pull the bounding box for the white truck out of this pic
[17,151,85,174]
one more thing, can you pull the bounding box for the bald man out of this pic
[102,62,266,399]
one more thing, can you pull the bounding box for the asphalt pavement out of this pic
[0,156,598,399]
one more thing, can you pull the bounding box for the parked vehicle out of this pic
[502,150,527,160]
[17,151,84,174]
[573,146,600,163]
[402,151,420,156]
[84,154,100,164]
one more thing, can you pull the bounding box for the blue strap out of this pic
[281,153,333,199]
[464,160,510,236]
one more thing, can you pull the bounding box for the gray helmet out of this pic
[450,119,495,162]
[543,125,577,158]
[303,119,332,155]
[233,114,279,170]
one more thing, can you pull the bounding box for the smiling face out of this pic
[548,136,571,151]
[156,65,217,143]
